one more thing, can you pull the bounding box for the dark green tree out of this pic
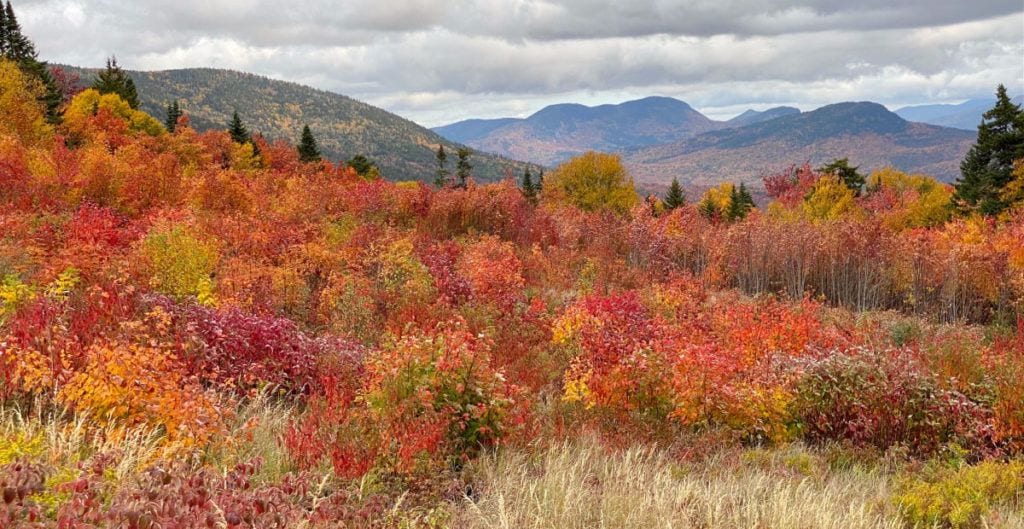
[228,111,251,144]
[434,145,450,187]
[663,177,686,210]
[296,125,321,163]
[698,198,718,219]
[726,182,755,221]
[91,57,139,109]
[1,1,61,122]
[818,157,865,196]
[456,147,472,188]
[347,154,377,177]
[953,85,1024,216]
[521,168,537,203]
[164,100,182,132]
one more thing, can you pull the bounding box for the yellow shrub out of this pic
[895,460,1024,529]
[139,222,219,304]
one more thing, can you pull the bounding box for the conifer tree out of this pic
[434,145,450,187]
[537,169,544,191]
[165,100,181,132]
[954,85,1024,216]
[348,154,377,177]
[228,111,251,144]
[456,147,472,188]
[818,157,865,196]
[725,182,755,221]
[1,1,60,121]
[0,3,10,56]
[521,168,537,203]
[664,177,686,210]
[91,57,139,109]
[297,125,322,163]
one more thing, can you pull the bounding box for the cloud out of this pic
[11,0,1024,125]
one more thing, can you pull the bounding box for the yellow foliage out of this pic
[0,274,35,324]
[563,370,595,409]
[895,460,1024,529]
[868,167,953,228]
[542,151,639,214]
[1001,160,1024,215]
[63,88,165,138]
[139,222,219,304]
[699,183,734,214]
[802,175,857,221]
[0,59,52,146]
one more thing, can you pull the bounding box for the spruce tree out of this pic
[91,57,139,109]
[456,147,472,188]
[228,112,251,144]
[818,157,865,196]
[434,145,450,187]
[297,125,322,163]
[954,85,1024,216]
[165,100,181,132]
[725,182,755,221]
[664,177,685,210]
[348,154,376,176]
[0,3,8,56]
[521,168,536,203]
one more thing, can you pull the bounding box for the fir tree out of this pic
[297,125,322,163]
[726,182,755,221]
[434,145,450,187]
[456,147,472,188]
[228,112,251,144]
[664,177,685,210]
[348,154,376,177]
[521,168,537,203]
[954,85,1024,216]
[165,100,181,132]
[818,157,865,196]
[91,57,139,109]
[0,3,10,56]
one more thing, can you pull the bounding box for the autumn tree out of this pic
[164,100,181,132]
[543,151,639,214]
[456,147,472,188]
[435,145,450,187]
[0,1,60,121]
[954,85,1024,216]
[818,157,865,196]
[297,124,321,163]
[91,57,139,109]
[664,177,685,210]
[0,58,50,145]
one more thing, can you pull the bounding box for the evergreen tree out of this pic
[1,1,60,122]
[698,198,718,219]
[537,169,544,192]
[818,157,865,196]
[726,182,755,221]
[164,100,181,132]
[521,168,537,203]
[434,145,450,187]
[296,125,321,163]
[228,111,251,144]
[456,147,472,188]
[91,57,139,109]
[347,154,376,177]
[664,177,685,210]
[954,85,1024,216]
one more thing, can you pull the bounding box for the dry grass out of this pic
[455,441,905,529]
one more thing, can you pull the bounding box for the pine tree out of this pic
[2,1,33,61]
[521,168,537,203]
[954,85,1024,216]
[228,112,251,144]
[725,182,755,221]
[434,145,450,187]
[664,177,685,210]
[818,157,865,196]
[297,125,322,163]
[165,100,181,132]
[456,147,472,188]
[0,3,9,56]
[348,154,376,177]
[91,57,139,109]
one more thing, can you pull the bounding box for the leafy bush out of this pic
[895,460,1024,529]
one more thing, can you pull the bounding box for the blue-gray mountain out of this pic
[895,96,1023,131]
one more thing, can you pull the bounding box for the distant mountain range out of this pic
[63,67,539,183]
[624,102,975,190]
[895,96,1023,131]
[435,97,980,190]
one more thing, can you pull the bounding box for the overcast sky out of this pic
[14,0,1024,126]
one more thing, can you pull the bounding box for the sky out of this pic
[14,0,1024,127]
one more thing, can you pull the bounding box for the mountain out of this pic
[895,96,1023,131]
[624,102,975,190]
[726,106,801,127]
[432,96,721,166]
[64,67,538,183]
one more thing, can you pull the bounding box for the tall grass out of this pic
[456,441,904,529]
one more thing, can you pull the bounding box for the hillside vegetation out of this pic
[1,51,1024,529]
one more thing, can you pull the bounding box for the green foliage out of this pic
[663,177,685,210]
[521,168,537,204]
[347,154,378,177]
[91,57,139,110]
[140,223,218,304]
[297,124,321,163]
[228,111,250,144]
[954,85,1024,216]
[895,460,1024,529]
[434,145,449,187]
[818,157,865,196]
[0,1,60,122]
[456,147,472,188]
[164,100,181,132]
